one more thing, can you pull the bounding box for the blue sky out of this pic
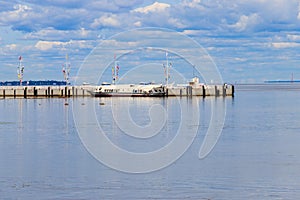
[1,0,300,83]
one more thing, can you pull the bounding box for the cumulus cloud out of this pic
[0,4,32,25]
[131,2,184,29]
[91,14,120,28]
[235,0,300,30]
[168,17,186,29]
[133,2,170,14]
[2,0,300,82]
[35,40,93,51]
[35,41,63,51]
[1,0,299,35]
[0,43,26,56]
[134,21,142,27]
[6,44,18,51]
[231,13,261,32]
[0,3,87,31]
[271,42,300,48]
[287,34,300,41]
[25,27,95,41]
[182,29,207,36]
[181,0,204,9]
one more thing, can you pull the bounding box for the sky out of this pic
[1,0,300,84]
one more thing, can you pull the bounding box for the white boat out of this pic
[88,53,170,97]
[88,82,166,97]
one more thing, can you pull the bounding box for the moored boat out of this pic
[88,82,165,97]
[88,54,168,97]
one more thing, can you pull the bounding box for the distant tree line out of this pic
[0,80,68,86]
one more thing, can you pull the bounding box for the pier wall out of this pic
[0,86,93,98]
[0,84,234,98]
[167,86,204,96]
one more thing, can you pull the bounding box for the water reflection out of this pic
[73,97,203,173]
[1,91,300,199]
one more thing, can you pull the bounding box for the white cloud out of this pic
[182,29,207,36]
[231,13,261,32]
[6,44,17,51]
[100,39,139,48]
[35,40,93,51]
[91,14,120,28]
[2,0,300,82]
[25,27,94,41]
[35,41,64,51]
[26,28,64,39]
[236,0,299,25]
[182,0,202,8]
[234,57,247,62]
[134,21,142,27]
[133,2,170,14]
[271,42,300,48]
[0,4,32,24]
[287,34,300,41]
[80,28,89,37]
[168,17,186,29]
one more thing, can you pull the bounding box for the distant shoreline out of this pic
[264,80,300,83]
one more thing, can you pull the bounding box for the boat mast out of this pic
[17,56,24,86]
[62,54,71,85]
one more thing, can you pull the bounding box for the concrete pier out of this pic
[0,84,234,98]
[0,85,94,98]
[167,86,204,96]
[166,77,234,97]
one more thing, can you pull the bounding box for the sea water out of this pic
[0,84,300,199]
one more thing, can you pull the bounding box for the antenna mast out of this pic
[62,54,71,85]
[17,56,24,86]
[163,51,171,86]
[112,54,119,85]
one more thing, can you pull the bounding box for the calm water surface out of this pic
[1,84,300,199]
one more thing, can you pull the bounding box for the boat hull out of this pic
[91,92,165,97]
[87,83,166,97]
